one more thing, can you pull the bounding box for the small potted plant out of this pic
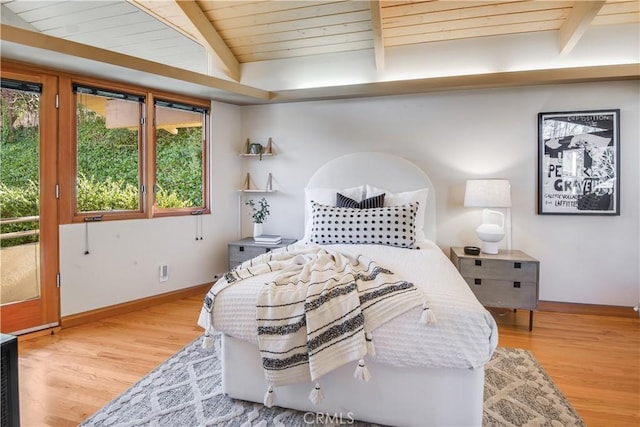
[245,197,270,238]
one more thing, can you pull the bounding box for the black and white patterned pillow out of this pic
[336,192,385,209]
[310,202,417,248]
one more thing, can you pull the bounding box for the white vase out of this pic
[253,223,263,239]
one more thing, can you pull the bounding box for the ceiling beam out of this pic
[0,25,269,102]
[559,1,606,55]
[370,1,385,71]
[271,64,640,103]
[174,0,240,81]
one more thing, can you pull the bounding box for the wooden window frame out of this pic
[70,78,147,222]
[148,91,210,218]
[58,75,210,223]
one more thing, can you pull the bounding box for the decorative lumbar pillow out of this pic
[309,202,417,248]
[366,185,429,242]
[336,192,385,209]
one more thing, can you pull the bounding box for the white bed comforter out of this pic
[198,240,498,370]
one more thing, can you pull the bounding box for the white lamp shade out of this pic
[464,179,512,208]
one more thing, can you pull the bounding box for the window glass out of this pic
[154,100,207,209]
[0,79,42,301]
[74,84,144,213]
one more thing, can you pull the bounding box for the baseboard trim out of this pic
[61,283,212,329]
[18,326,62,342]
[538,300,638,318]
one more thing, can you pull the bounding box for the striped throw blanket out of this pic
[201,244,430,406]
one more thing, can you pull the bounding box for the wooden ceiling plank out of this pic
[593,12,640,25]
[174,0,240,80]
[237,40,374,62]
[234,30,373,57]
[382,0,522,19]
[214,10,372,38]
[599,0,640,14]
[559,0,606,55]
[384,9,568,38]
[385,20,563,46]
[239,39,373,62]
[200,1,346,20]
[226,21,372,49]
[383,1,573,29]
[206,1,368,29]
[370,0,385,71]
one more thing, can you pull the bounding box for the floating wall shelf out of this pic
[240,137,274,160]
[239,172,275,193]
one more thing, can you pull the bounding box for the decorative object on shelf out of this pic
[464,179,511,254]
[538,109,620,215]
[245,197,270,238]
[241,172,274,192]
[249,142,262,155]
[242,137,274,160]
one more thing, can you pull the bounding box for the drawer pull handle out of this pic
[514,281,521,288]
[239,246,245,252]
[514,262,521,269]
[474,278,482,285]
[475,260,482,266]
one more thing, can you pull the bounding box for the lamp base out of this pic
[481,241,499,255]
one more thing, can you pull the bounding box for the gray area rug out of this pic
[81,334,585,427]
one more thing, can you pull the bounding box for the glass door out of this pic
[1,70,59,334]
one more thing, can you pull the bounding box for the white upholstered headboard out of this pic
[307,152,436,242]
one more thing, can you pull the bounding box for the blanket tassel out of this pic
[354,359,371,382]
[201,333,214,349]
[308,382,324,405]
[420,303,437,325]
[365,332,376,357]
[264,385,275,408]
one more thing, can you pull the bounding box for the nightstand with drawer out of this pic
[450,247,539,331]
[228,238,297,271]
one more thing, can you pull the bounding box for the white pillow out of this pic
[303,186,364,241]
[366,185,429,242]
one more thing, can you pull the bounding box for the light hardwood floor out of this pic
[16,294,640,427]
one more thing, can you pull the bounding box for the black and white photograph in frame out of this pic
[538,109,620,215]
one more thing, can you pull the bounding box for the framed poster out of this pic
[538,109,620,215]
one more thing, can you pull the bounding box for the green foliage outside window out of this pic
[0,97,204,248]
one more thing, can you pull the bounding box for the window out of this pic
[74,83,145,217]
[55,76,210,223]
[153,98,208,213]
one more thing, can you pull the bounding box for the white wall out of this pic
[240,81,639,307]
[241,24,640,91]
[59,101,242,316]
[60,81,639,316]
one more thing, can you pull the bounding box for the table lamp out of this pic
[464,179,512,254]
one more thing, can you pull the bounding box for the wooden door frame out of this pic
[1,65,60,334]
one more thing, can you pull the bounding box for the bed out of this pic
[198,152,498,426]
